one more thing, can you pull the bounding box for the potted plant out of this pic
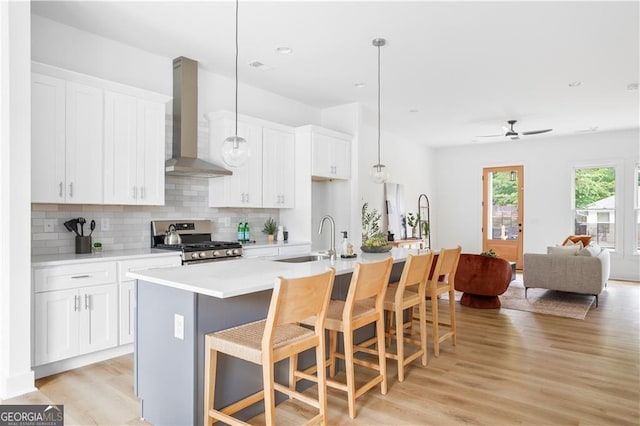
[361,203,391,253]
[262,217,277,242]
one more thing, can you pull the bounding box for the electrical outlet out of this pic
[44,219,56,233]
[224,217,231,227]
[174,314,184,340]
[101,218,110,231]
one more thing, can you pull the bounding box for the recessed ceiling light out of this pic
[409,109,419,113]
[248,61,272,71]
[353,83,365,88]
[276,46,293,55]
[627,83,639,91]
[568,81,583,87]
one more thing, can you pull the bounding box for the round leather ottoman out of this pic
[453,254,512,308]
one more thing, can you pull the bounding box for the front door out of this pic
[482,165,524,268]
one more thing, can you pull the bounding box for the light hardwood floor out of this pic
[3,279,639,425]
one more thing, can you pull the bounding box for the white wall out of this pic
[355,105,435,246]
[1,1,36,399]
[31,15,320,128]
[434,129,640,280]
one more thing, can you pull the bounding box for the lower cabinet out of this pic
[33,254,181,370]
[34,283,118,366]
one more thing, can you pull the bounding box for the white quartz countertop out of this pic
[127,247,419,298]
[32,249,181,267]
[241,240,310,249]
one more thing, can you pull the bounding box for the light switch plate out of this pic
[101,218,110,231]
[174,314,184,340]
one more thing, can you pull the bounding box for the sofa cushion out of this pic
[562,235,592,246]
[579,243,602,257]
[547,245,580,256]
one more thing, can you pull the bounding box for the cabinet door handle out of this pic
[84,294,90,310]
[140,186,145,200]
[132,187,137,199]
[69,182,74,197]
[73,295,79,312]
[71,275,91,279]
[246,193,249,203]
[59,182,63,198]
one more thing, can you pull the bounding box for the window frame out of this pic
[571,162,622,253]
[634,164,640,255]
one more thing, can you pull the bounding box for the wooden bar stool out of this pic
[203,268,335,426]
[426,246,462,356]
[300,257,393,419]
[381,252,434,382]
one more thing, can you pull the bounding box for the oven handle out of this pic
[183,256,243,265]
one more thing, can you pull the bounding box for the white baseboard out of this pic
[33,344,134,380]
[0,370,37,400]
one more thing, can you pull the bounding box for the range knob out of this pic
[213,251,220,257]
[226,249,234,256]
[232,249,240,255]
[191,252,200,259]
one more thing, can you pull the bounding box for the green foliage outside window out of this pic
[575,167,615,208]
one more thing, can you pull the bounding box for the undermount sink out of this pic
[275,254,331,263]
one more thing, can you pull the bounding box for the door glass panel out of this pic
[487,171,519,241]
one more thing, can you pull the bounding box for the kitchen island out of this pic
[127,248,417,426]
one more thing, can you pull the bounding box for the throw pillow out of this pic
[579,243,602,257]
[563,239,584,250]
[562,235,592,246]
[547,245,580,256]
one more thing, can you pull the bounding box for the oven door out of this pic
[183,256,243,265]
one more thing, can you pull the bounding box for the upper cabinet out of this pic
[298,125,351,180]
[31,62,169,206]
[104,92,166,205]
[32,74,103,204]
[207,112,295,208]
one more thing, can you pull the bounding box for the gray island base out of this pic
[132,251,411,425]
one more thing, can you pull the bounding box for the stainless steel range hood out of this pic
[165,56,232,178]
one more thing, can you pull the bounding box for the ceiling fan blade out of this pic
[475,134,503,138]
[521,129,552,135]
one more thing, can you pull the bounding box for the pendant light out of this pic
[221,0,250,168]
[370,37,388,184]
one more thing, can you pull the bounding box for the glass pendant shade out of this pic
[221,135,250,168]
[370,163,388,184]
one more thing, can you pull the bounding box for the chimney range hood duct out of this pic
[165,56,232,178]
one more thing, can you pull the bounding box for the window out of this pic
[636,165,640,252]
[574,166,616,249]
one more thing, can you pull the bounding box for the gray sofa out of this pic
[523,246,610,307]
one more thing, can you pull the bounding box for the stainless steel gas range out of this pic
[151,220,243,264]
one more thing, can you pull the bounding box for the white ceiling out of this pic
[31,1,640,147]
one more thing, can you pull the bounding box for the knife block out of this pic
[76,236,92,254]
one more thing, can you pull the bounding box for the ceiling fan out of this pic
[477,120,553,140]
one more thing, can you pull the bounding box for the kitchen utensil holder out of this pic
[76,236,92,254]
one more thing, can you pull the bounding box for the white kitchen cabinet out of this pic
[34,261,118,366]
[117,255,181,345]
[34,282,118,366]
[104,91,166,205]
[31,74,104,204]
[303,126,351,180]
[209,117,263,207]
[242,244,311,258]
[262,127,295,208]
[207,112,295,208]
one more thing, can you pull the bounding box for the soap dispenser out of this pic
[341,231,349,256]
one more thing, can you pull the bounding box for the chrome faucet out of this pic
[318,215,336,260]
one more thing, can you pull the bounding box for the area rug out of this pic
[499,281,595,320]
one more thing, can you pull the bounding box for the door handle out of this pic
[84,294,90,310]
[59,182,63,197]
[69,182,74,197]
[73,295,79,312]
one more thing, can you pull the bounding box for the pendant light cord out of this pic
[377,42,381,168]
[234,0,239,137]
